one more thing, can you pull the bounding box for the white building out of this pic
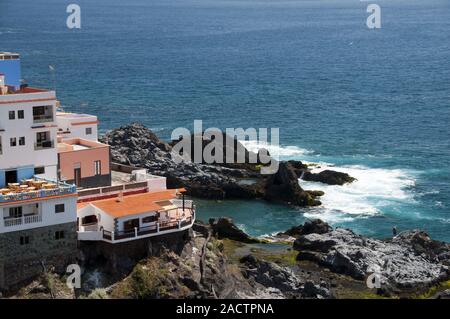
[0,52,78,291]
[56,112,99,141]
[77,188,195,243]
[0,77,59,183]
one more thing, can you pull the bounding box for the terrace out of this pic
[0,177,76,204]
[77,191,195,243]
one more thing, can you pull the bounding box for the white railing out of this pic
[3,214,42,227]
[24,214,42,224]
[4,217,22,227]
[79,210,196,243]
[82,224,99,232]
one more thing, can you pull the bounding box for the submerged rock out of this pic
[264,162,321,206]
[302,170,356,185]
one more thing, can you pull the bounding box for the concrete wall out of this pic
[65,174,112,189]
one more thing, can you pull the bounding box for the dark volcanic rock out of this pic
[302,170,356,185]
[293,224,449,292]
[240,254,302,294]
[210,218,260,243]
[101,123,322,207]
[392,230,450,265]
[264,162,321,206]
[284,219,332,238]
[302,281,333,299]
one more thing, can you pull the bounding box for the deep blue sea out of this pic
[1,0,449,240]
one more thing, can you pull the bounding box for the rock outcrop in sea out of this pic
[100,123,328,206]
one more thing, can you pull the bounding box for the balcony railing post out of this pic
[156,222,160,233]
[111,231,115,242]
[134,227,138,237]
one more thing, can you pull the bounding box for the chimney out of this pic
[0,74,7,95]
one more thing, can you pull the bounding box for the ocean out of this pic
[1,0,449,240]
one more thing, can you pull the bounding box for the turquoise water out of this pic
[1,0,449,240]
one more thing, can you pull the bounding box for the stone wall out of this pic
[79,229,192,274]
[0,222,79,291]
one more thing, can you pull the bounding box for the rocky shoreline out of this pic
[100,123,355,207]
[7,123,449,299]
[10,218,450,299]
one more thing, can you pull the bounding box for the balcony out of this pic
[78,203,196,243]
[33,114,54,124]
[3,214,42,228]
[0,177,76,204]
[34,140,54,150]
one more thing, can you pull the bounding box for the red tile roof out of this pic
[77,189,185,218]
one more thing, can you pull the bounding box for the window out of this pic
[55,231,65,240]
[10,137,16,147]
[9,206,23,218]
[34,166,45,175]
[20,236,30,245]
[55,204,65,214]
[86,127,92,135]
[19,137,25,146]
[33,105,53,123]
[94,160,101,176]
[18,110,24,119]
[9,111,15,120]
[36,131,52,149]
[36,131,49,143]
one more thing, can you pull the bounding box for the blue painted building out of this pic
[0,167,35,188]
[0,52,22,90]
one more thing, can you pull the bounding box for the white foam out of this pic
[240,140,418,225]
[302,164,417,223]
[240,140,312,158]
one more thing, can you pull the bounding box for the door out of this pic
[74,168,81,187]
[5,170,18,184]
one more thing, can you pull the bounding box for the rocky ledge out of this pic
[100,123,355,206]
[9,218,450,299]
[292,220,450,295]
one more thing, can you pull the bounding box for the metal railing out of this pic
[98,210,196,242]
[34,140,54,150]
[171,199,194,209]
[33,114,54,123]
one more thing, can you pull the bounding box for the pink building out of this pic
[57,138,111,188]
